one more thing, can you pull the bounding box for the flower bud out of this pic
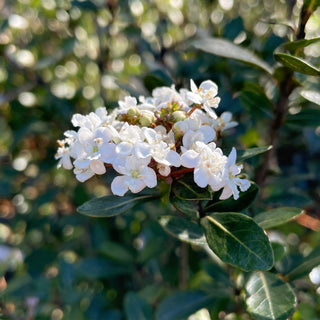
[127,107,140,117]
[172,110,187,122]
[139,112,154,127]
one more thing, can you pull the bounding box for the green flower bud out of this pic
[172,110,187,122]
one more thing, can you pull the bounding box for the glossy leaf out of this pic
[300,90,320,106]
[158,216,206,246]
[170,196,199,218]
[172,173,212,201]
[254,207,302,229]
[237,146,273,162]
[282,37,320,52]
[124,292,152,320]
[156,291,215,320]
[286,246,320,280]
[239,83,273,119]
[274,53,320,76]
[204,183,259,213]
[246,271,297,320]
[286,108,320,127]
[77,193,157,217]
[193,38,273,74]
[201,212,273,271]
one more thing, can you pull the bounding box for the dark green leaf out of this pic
[271,242,286,262]
[286,246,320,280]
[124,292,152,320]
[77,193,157,217]
[170,196,199,218]
[204,183,259,213]
[300,90,320,106]
[237,146,273,162]
[254,207,302,229]
[99,241,134,264]
[158,216,206,246]
[282,37,320,52]
[246,271,297,320]
[286,108,320,127]
[274,53,320,76]
[193,38,273,74]
[71,0,99,10]
[239,83,273,119]
[156,291,215,320]
[201,212,273,271]
[172,173,212,201]
[76,258,131,279]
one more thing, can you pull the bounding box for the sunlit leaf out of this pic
[201,212,273,271]
[300,90,320,106]
[254,207,302,229]
[158,215,206,246]
[274,53,320,76]
[237,146,273,162]
[282,37,320,52]
[77,193,157,217]
[156,291,216,320]
[193,38,274,74]
[246,271,297,320]
[203,183,259,213]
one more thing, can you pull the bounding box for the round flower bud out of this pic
[172,110,187,122]
[127,107,141,117]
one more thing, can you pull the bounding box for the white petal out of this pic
[190,79,198,93]
[78,127,93,145]
[111,176,129,196]
[220,111,232,123]
[128,177,146,193]
[166,150,181,167]
[143,127,157,144]
[132,142,151,159]
[116,142,133,156]
[187,92,202,104]
[219,185,233,200]
[90,159,106,175]
[74,158,90,169]
[198,125,216,143]
[194,167,208,188]
[227,147,237,166]
[142,167,157,188]
[100,143,116,164]
[235,178,251,192]
[158,164,171,176]
[181,150,200,168]
[75,169,94,182]
[200,80,218,95]
[62,156,73,170]
[203,104,218,119]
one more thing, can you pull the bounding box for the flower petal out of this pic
[181,150,200,168]
[111,176,129,196]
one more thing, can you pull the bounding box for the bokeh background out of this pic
[1,0,320,319]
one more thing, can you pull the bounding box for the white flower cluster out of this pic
[56,79,250,199]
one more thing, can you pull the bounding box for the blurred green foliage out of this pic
[1,0,320,319]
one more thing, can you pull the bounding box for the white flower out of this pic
[219,147,251,200]
[118,96,138,112]
[187,79,220,119]
[181,141,227,190]
[212,112,238,133]
[152,85,187,107]
[111,156,157,196]
[182,125,216,149]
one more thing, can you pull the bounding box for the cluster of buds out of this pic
[56,80,250,200]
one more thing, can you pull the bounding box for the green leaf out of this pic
[237,146,273,162]
[300,90,320,106]
[124,292,153,320]
[286,108,320,127]
[158,216,206,246]
[193,38,274,74]
[204,183,259,213]
[239,83,273,119]
[170,196,199,218]
[282,37,320,52]
[246,271,297,320]
[172,173,212,201]
[156,291,215,320]
[77,193,157,217]
[254,207,302,229]
[76,258,131,279]
[274,53,320,76]
[201,212,273,271]
[99,241,134,264]
[286,246,320,280]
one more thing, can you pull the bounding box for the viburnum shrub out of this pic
[56,79,300,319]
